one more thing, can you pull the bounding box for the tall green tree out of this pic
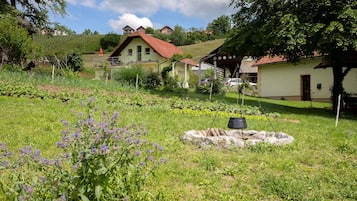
[207,15,231,38]
[100,33,121,50]
[228,0,357,111]
[0,14,33,65]
[1,0,66,28]
[170,25,187,46]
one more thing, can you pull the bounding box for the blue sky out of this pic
[50,0,236,34]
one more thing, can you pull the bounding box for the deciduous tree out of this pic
[2,0,66,28]
[207,15,231,38]
[0,14,33,65]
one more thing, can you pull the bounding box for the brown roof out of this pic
[180,58,197,66]
[254,56,286,66]
[254,52,322,66]
[109,31,183,59]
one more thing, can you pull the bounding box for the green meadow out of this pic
[0,70,356,200]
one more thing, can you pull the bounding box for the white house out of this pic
[254,56,357,101]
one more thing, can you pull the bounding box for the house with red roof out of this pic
[106,31,196,87]
[254,55,357,101]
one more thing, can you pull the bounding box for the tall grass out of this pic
[0,70,139,93]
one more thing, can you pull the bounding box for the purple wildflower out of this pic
[61,120,69,126]
[33,150,41,161]
[3,151,13,157]
[19,146,32,156]
[112,111,119,121]
[60,194,66,201]
[56,141,66,148]
[53,158,61,166]
[126,137,133,144]
[64,153,71,159]
[1,160,9,167]
[135,150,141,156]
[153,142,159,148]
[0,142,6,150]
[43,158,50,165]
[22,184,34,195]
[74,130,80,139]
[148,156,154,161]
[91,147,98,154]
[101,144,109,154]
[88,97,95,103]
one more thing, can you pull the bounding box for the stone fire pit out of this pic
[182,128,294,148]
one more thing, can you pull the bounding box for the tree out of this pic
[0,14,33,65]
[145,27,155,34]
[82,29,92,35]
[228,0,357,111]
[1,0,66,29]
[100,33,121,50]
[207,15,231,38]
[170,25,187,46]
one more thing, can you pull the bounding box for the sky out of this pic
[49,0,236,34]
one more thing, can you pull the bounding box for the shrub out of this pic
[67,52,84,72]
[196,79,223,94]
[163,76,180,92]
[1,64,22,72]
[143,71,161,89]
[112,66,145,86]
[0,97,166,200]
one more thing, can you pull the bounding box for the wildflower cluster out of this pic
[0,97,166,201]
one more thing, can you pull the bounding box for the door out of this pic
[301,75,311,101]
[137,46,142,62]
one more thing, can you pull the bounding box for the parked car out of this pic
[200,78,212,86]
[224,78,257,88]
[223,78,243,87]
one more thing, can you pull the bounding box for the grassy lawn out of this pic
[0,74,356,200]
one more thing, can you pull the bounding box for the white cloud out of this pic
[109,14,153,33]
[65,0,235,32]
[176,0,234,19]
[68,0,234,19]
[66,0,96,7]
[99,0,162,16]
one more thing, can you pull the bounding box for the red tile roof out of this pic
[254,55,286,66]
[109,31,183,59]
[254,52,322,66]
[180,58,197,66]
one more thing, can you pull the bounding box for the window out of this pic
[128,49,132,56]
[145,48,150,55]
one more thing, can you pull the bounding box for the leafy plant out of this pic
[200,154,219,171]
[0,97,166,200]
[143,71,161,90]
[112,65,145,86]
[66,52,83,72]
[196,79,223,94]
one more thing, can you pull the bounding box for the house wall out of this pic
[120,38,160,65]
[258,58,357,101]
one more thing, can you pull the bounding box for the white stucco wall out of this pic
[258,58,357,100]
[121,38,160,64]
